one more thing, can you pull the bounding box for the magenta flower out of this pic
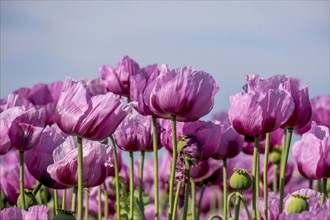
[99,55,140,97]
[55,77,134,141]
[0,150,37,204]
[0,94,33,112]
[113,112,159,152]
[130,64,160,116]
[47,137,113,187]
[149,66,219,121]
[229,89,295,137]
[292,122,330,179]
[296,95,330,134]
[0,205,49,220]
[281,78,312,130]
[25,126,69,189]
[161,120,222,160]
[190,159,222,185]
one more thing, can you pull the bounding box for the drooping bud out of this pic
[177,134,202,167]
[230,168,252,191]
[17,190,38,210]
[286,194,309,214]
[270,146,282,164]
[53,210,76,220]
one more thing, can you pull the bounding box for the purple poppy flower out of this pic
[161,119,222,160]
[25,126,69,189]
[229,89,295,137]
[0,150,37,204]
[280,78,312,129]
[0,94,33,112]
[99,55,140,97]
[296,95,330,135]
[55,77,134,141]
[292,122,330,179]
[190,159,222,185]
[198,185,222,214]
[130,64,160,116]
[84,78,107,96]
[113,112,159,152]
[0,205,49,220]
[149,66,219,121]
[47,137,113,187]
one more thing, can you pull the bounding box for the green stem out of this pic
[139,151,145,214]
[54,189,59,215]
[168,115,177,219]
[223,158,228,220]
[62,189,67,210]
[317,180,322,192]
[234,192,241,220]
[321,178,327,205]
[172,181,182,220]
[191,180,196,220]
[85,190,89,220]
[32,182,43,196]
[98,185,102,220]
[241,195,252,220]
[263,133,271,220]
[227,192,236,218]
[252,135,260,220]
[152,116,160,220]
[197,185,205,220]
[77,136,83,220]
[309,180,313,190]
[129,151,134,220]
[19,151,26,210]
[71,187,78,213]
[208,215,224,220]
[104,183,109,220]
[182,159,191,220]
[273,165,278,193]
[110,136,121,220]
[279,128,293,213]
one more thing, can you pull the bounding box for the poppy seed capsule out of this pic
[17,190,38,210]
[230,168,251,191]
[53,210,76,220]
[287,194,309,214]
[270,146,282,164]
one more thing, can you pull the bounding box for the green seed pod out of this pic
[17,190,38,210]
[230,168,251,191]
[270,146,282,164]
[287,194,309,214]
[53,210,76,220]
[35,186,51,204]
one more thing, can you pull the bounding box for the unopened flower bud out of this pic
[17,190,38,210]
[230,168,251,191]
[270,146,282,164]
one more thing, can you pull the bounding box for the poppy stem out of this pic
[273,165,278,193]
[129,151,134,220]
[208,214,224,220]
[168,115,177,219]
[321,178,327,205]
[223,158,228,220]
[19,151,26,210]
[71,187,77,213]
[84,190,89,220]
[191,180,196,220]
[227,192,236,218]
[197,185,205,219]
[252,135,260,220]
[103,183,109,220]
[77,136,83,220]
[182,158,191,220]
[98,185,102,220]
[279,128,293,213]
[309,180,313,190]
[110,136,121,220]
[152,116,160,220]
[54,189,59,215]
[263,133,271,220]
[139,151,145,214]
[32,182,43,196]
[241,195,252,220]
[62,189,67,210]
[172,181,182,220]
[234,191,241,220]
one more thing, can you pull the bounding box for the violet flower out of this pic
[190,159,222,185]
[161,119,222,160]
[25,126,69,189]
[149,65,219,121]
[130,64,160,116]
[292,122,330,179]
[55,77,134,141]
[0,93,33,112]
[0,205,48,220]
[47,137,113,187]
[99,55,140,97]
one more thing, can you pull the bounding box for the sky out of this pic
[1,1,329,116]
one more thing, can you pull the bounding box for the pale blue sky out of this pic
[1,1,329,116]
